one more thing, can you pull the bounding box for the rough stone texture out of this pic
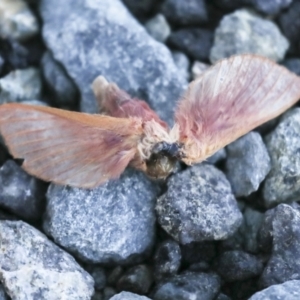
[210,9,289,63]
[279,0,300,54]
[117,264,153,294]
[0,220,94,299]
[0,68,42,104]
[215,250,263,282]
[171,51,190,81]
[282,58,300,76]
[156,164,243,244]
[43,169,159,264]
[153,239,181,281]
[153,271,221,300]
[259,204,300,287]
[168,28,213,62]
[225,132,271,197]
[0,160,47,221]
[110,291,151,300]
[39,0,187,125]
[0,0,38,41]
[161,0,207,25]
[263,108,300,207]
[41,51,78,107]
[249,280,300,300]
[145,14,171,43]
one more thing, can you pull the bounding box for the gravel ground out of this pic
[0,0,300,299]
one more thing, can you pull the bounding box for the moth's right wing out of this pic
[0,103,143,188]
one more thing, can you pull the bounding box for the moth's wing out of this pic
[92,76,168,129]
[175,54,300,164]
[0,103,143,188]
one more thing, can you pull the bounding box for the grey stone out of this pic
[249,0,292,15]
[249,280,300,300]
[263,108,300,207]
[110,291,151,300]
[41,51,78,107]
[169,28,213,62]
[216,293,231,300]
[207,148,226,164]
[210,9,289,63]
[43,169,159,264]
[0,0,38,41]
[22,99,48,106]
[86,266,106,291]
[171,51,190,81]
[0,68,42,104]
[156,164,243,244]
[259,204,300,287]
[279,0,300,54]
[191,60,210,80]
[215,250,263,282]
[117,264,153,294]
[0,160,47,221]
[0,283,8,300]
[0,220,94,299]
[161,0,207,25]
[153,271,221,300]
[181,241,216,264]
[145,14,171,43]
[225,132,271,197]
[122,0,157,18]
[282,58,300,76]
[153,239,181,281]
[103,287,117,300]
[39,0,187,125]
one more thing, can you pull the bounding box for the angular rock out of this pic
[153,239,181,281]
[110,291,151,300]
[282,58,300,76]
[206,148,226,164]
[171,51,190,81]
[41,51,78,107]
[215,250,263,282]
[40,0,187,124]
[249,280,300,300]
[145,14,171,43]
[0,220,94,299]
[225,132,271,197]
[279,0,300,54]
[161,0,208,25]
[85,266,106,291]
[43,169,159,264]
[263,108,300,207]
[259,204,300,287]
[210,9,289,63]
[0,68,42,104]
[168,28,213,62]
[153,271,221,300]
[0,0,38,41]
[117,264,153,294]
[156,164,243,244]
[249,0,292,15]
[0,160,47,221]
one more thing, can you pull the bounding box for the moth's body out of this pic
[1,54,300,188]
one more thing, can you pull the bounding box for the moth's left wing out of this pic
[0,103,143,188]
[175,54,300,164]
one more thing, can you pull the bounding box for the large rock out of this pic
[0,221,94,299]
[156,164,243,244]
[39,0,187,124]
[263,108,300,207]
[43,169,159,264]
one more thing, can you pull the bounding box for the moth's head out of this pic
[145,142,184,179]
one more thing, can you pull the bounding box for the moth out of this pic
[0,54,300,188]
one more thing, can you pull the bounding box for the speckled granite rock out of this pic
[263,108,300,207]
[0,220,94,299]
[43,169,159,264]
[156,164,243,244]
[39,0,187,124]
[210,9,289,63]
[110,291,151,300]
[0,160,47,221]
[259,204,300,287]
[225,132,271,197]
